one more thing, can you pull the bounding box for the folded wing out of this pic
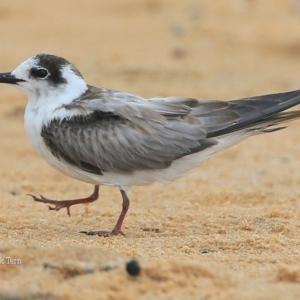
[42,87,300,175]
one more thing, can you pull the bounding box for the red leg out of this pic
[28,185,99,216]
[80,188,130,237]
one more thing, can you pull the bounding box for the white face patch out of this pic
[10,54,88,104]
[12,57,38,80]
[11,57,39,97]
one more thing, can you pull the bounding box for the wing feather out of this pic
[43,87,300,175]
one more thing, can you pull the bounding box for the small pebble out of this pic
[200,248,214,254]
[126,259,141,276]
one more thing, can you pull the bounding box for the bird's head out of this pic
[0,53,88,105]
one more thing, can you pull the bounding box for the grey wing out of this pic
[44,87,300,175]
[154,89,300,136]
[41,111,219,174]
[43,86,240,175]
[206,89,300,137]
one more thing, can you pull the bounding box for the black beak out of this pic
[0,72,25,84]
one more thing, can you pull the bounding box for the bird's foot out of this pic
[28,194,76,216]
[28,186,99,217]
[80,229,125,237]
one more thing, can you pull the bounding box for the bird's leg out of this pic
[28,185,100,216]
[80,188,130,237]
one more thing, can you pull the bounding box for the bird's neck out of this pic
[25,78,88,126]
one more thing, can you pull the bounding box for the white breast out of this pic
[24,104,102,184]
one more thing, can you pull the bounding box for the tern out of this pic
[1,53,300,237]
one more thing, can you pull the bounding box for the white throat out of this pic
[23,65,88,165]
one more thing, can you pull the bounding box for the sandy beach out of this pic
[0,1,300,299]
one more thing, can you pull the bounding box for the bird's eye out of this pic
[31,68,49,79]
